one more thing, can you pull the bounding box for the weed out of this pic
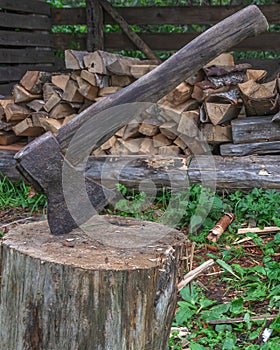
[0,174,47,213]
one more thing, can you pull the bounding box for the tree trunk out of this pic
[0,216,188,350]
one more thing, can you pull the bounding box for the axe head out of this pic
[15,132,114,235]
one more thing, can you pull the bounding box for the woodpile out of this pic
[0,50,279,158]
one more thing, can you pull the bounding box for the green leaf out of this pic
[175,303,196,325]
[216,259,241,280]
[190,343,208,350]
[222,336,236,350]
[230,298,244,315]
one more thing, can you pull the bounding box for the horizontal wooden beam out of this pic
[0,30,52,48]
[0,48,55,64]
[0,13,51,30]
[51,5,280,26]
[0,0,50,15]
[53,32,280,52]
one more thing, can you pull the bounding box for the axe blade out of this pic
[15,132,114,235]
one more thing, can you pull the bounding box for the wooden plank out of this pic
[0,30,52,47]
[232,116,280,144]
[0,83,16,96]
[51,5,280,26]
[53,33,87,51]
[0,13,51,30]
[221,141,280,157]
[0,48,55,64]
[0,0,50,15]
[51,8,86,25]
[104,32,280,51]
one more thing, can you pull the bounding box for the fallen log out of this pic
[2,154,280,190]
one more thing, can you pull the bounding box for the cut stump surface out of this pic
[0,216,188,350]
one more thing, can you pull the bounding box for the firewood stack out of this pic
[0,50,279,157]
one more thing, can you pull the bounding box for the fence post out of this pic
[86,0,104,51]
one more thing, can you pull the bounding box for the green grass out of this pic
[0,174,47,214]
[109,184,280,349]
[1,176,279,348]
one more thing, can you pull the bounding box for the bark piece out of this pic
[207,212,235,242]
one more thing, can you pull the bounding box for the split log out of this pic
[32,115,63,134]
[204,102,241,125]
[57,5,269,152]
[43,91,61,112]
[49,102,75,119]
[26,99,45,112]
[220,140,280,156]
[200,124,232,144]
[12,118,44,137]
[0,131,21,145]
[20,71,51,95]
[98,86,122,97]
[51,74,70,91]
[0,218,188,350]
[80,70,109,88]
[111,75,134,87]
[166,82,193,106]
[64,49,88,70]
[84,50,142,75]
[62,80,84,103]
[13,84,41,103]
[238,79,278,116]
[130,65,158,79]
[4,103,31,122]
[77,77,99,101]
[231,115,280,144]
[177,110,199,138]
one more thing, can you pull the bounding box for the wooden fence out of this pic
[51,4,280,53]
[0,2,279,95]
[0,0,57,95]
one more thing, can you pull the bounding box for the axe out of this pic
[15,6,268,235]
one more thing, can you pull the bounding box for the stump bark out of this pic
[0,216,188,350]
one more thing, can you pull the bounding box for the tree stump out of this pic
[0,216,188,350]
